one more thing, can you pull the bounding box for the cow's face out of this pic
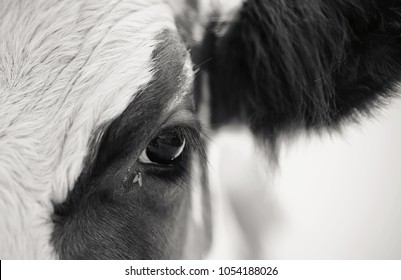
[0,0,207,259]
[3,0,401,260]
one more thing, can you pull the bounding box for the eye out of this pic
[139,129,186,165]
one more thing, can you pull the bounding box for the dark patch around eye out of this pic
[51,30,207,260]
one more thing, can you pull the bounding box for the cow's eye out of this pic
[139,129,186,165]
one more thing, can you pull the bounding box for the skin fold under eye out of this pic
[139,128,187,165]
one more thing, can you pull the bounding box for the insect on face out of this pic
[4,0,400,261]
[0,0,208,259]
[51,43,209,259]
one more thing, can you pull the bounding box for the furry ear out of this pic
[203,0,401,138]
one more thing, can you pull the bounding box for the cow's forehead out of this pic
[0,0,192,258]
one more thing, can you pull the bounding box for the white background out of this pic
[207,96,401,259]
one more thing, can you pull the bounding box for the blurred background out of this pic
[206,95,401,259]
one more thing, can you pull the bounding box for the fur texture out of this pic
[0,0,177,259]
[51,30,207,259]
[2,0,401,260]
[205,0,401,139]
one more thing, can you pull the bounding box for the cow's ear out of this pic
[202,0,401,139]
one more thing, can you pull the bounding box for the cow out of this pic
[1,0,401,259]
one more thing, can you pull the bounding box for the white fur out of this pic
[0,0,178,259]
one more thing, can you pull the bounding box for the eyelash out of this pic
[172,126,203,154]
[138,125,206,175]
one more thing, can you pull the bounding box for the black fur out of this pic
[52,30,208,259]
[205,0,401,138]
[51,0,401,260]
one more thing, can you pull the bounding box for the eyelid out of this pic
[142,108,206,164]
[160,109,201,131]
[162,125,203,157]
[159,108,204,145]
[158,114,206,164]
[138,126,206,172]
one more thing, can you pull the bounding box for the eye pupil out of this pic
[145,130,186,165]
